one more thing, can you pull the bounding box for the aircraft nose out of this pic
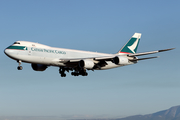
[4,47,18,60]
[4,47,11,56]
[4,49,7,54]
[4,48,8,55]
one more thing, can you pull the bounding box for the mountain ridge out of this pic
[116,105,180,120]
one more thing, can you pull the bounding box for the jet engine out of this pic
[31,64,47,71]
[79,59,95,69]
[113,56,129,65]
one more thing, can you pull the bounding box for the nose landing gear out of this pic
[17,60,23,70]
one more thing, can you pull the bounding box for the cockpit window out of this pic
[13,42,20,44]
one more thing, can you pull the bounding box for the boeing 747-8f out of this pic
[4,33,174,77]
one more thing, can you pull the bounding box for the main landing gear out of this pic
[59,67,88,77]
[71,69,88,76]
[17,60,23,70]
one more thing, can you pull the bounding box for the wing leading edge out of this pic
[127,48,175,57]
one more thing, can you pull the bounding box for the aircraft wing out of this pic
[127,48,175,57]
[58,48,175,63]
[57,48,174,69]
[57,55,116,69]
[58,55,117,63]
[52,55,111,64]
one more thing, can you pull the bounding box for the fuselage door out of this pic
[28,47,32,55]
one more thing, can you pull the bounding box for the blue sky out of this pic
[0,0,180,119]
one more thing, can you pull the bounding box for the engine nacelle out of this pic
[79,59,95,69]
[31,64,47,71]
[113,56,129,65]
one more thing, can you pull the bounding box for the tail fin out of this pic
[118,33,141,54]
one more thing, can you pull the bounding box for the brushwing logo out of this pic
[127,38,139,54]
[23,47,27,50]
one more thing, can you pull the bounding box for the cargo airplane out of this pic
[4,33,174,77]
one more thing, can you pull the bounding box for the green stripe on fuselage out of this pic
[7,46,27,50]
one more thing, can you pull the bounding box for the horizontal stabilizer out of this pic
[159,48,175,52]
[130,56,159,61]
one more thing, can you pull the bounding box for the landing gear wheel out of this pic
[59,67,67,77]
[17,60,23,70]
[61,74,66,77]
[71,72,79,76]
[17,66,23,70]
[82,72,88,76]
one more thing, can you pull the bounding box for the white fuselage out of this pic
[4,41,134,70]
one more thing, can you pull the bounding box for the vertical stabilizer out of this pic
[118,33,141,54]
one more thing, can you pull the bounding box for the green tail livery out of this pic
[119,33,141,54]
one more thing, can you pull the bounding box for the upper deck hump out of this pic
[14,41,51,48]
